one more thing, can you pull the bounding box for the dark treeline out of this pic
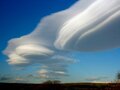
[0,83,120,90]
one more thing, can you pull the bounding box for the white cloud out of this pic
[3,0,120,80]
[38,69,48,74]
[7,53,28,65]
[84,76,111,83]
[55,0,120,51]
[16,44,54,58]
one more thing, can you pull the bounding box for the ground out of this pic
[0,83,120,90]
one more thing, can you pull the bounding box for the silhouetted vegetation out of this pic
[42,80,61,84]
[117,72,120,80]
[0,82,120,90]
[115,72,120,83]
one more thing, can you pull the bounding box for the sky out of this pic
[0,0,120,83]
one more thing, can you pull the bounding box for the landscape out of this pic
[0,0,120,90]
[0,82,120,90]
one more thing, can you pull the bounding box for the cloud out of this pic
[0,76,27,83]
[0,76,12,81]
[38,69,48,74]
[14,78,27,83]
[37,56,72,79]
[37,69,68,79]
[55,0,120,51]
[84,76,111,83]
[85,76,108,81]
[3,0,120,80]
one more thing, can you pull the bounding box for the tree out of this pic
[42,80,61,84]
[117,72,120,80]
[116,72,120,83]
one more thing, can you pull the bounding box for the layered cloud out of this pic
[55,0,120,51]
[3,0,120,79]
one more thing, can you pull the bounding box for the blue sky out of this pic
[0,0,120,83]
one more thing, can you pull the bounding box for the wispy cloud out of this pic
[85,76,108,81]
[0,75,27,83]
[83,76,111,83]
[0,76,12,81]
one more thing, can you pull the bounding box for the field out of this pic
[0,83,120,90]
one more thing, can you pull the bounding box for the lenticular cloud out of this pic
[3,0,120,79]
[55,0,120,51]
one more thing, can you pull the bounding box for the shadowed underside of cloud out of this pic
[0,76,27,83]
[3,0,120,79]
